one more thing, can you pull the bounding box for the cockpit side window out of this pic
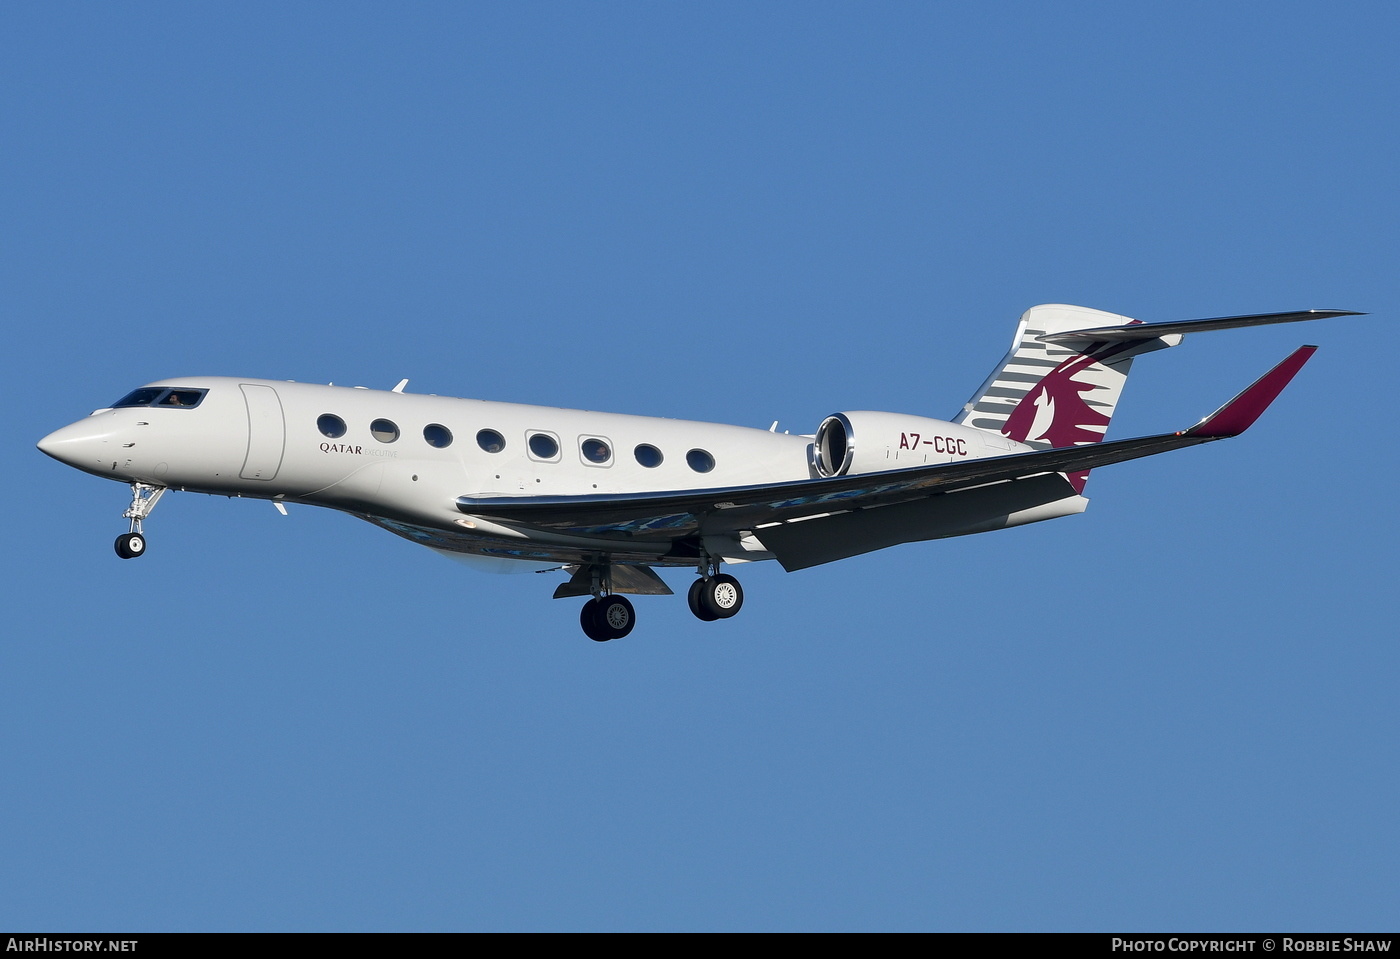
[112,387,208,409]
[157,389,207,408]
[112,388,166,408]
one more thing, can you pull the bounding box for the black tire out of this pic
[596,595,635,639]
[580,599,612,641]
[688,578,719,621]
[114,532,146,559]
[702,574,743,619]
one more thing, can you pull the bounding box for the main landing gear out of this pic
[687,573,744,622]
[575,563,638,642]
[575,557,745,641]
[686,551,744,623]
[113,482,166,560]
[580,594,636,642]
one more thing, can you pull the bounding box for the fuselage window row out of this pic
[312,417,708,472]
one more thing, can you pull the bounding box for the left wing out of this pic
[455,346,1315,540]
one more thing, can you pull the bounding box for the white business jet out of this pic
[38,304,1357,641]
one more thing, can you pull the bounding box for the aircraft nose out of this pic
[37,417,118,471]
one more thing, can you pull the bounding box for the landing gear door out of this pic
[240,384,285,481]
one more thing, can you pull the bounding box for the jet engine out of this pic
[812,411,1021,477]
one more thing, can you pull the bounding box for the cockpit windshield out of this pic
[112,387,208,409]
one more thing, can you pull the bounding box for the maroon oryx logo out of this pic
[1002,352,1114,492]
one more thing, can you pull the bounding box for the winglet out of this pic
[1185,346,1317,438]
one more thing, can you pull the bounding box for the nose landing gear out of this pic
[113,482,166,560]
[114,531,146,559]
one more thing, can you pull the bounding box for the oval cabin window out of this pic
[370,419,399,443]
[581,438,611,464]
[318,414,347,439]
[423,424,453,448]
[528,433,559,459]
[686,449,715,473]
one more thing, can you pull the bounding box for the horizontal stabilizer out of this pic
[1037,309,1362,345]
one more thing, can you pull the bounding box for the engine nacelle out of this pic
[812,411,1029,477]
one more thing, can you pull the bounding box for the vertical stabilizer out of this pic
[954,304,1177,490]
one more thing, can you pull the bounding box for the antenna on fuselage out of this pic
[392,379,409,393]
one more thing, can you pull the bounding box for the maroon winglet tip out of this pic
[1188,346,1317,438]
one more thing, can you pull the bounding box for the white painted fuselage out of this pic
[38,376,1006,569]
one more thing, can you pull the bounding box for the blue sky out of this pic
[3,2,1397,931]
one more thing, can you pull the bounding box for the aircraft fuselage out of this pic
[37,376,1000,569]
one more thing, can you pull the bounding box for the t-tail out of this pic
[953,304,1361,492]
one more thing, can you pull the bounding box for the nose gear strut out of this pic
[114,482,166,559]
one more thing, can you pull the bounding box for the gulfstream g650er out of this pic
[38,304,1357,640]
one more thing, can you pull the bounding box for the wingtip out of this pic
[1187,345,1317,439]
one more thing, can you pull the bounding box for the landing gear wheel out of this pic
[580,599,610,641]
[580,595,635,641]
[702,573,743,619]
[596,595,635,639]
[689,574,743,620]
[688,579,720,621]
[114,532,146,559]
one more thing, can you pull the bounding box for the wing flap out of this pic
[753,473,1083,571]
[552,563,674,598]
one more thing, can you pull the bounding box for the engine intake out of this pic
[814,413,854,477]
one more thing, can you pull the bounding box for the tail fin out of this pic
[954,304,1178,491]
